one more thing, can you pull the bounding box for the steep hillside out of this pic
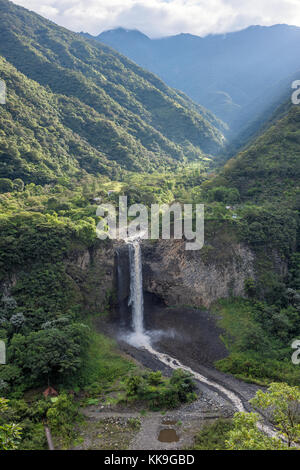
[95,25,300,133]
[210,102,300,205]
[0,56,120,184]
[199,99,300,387]
[0,0,226,184]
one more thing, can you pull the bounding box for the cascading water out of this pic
[128,242,144,336]
[116,249,127,328]
[126,241,150,347]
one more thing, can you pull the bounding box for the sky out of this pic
[11,0,300,38]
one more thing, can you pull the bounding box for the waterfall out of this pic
[128,242,144,335]
[127,241,149,347]
[116,249,126,328]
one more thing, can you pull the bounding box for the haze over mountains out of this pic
[92,25,300,135]
[0,0,228,184]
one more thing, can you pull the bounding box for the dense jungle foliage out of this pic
[0,0,299,451]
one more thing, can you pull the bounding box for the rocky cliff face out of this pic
[142,239,255,308]
[64,241,116,313]
[111,237,256,309]
[0,236,277,315]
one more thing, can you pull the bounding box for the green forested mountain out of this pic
[203,100,300,387]
[208,102,300,205]
[0,0,226,185]
[0,55,119,184]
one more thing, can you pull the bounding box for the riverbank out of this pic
[96,303,261,413]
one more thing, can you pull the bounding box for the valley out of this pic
[0,0,299,453]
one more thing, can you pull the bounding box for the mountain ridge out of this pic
[0,0,226,184]
[206,99,300,206]
[94,24,300,133]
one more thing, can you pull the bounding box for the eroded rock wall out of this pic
[142,239,255,308]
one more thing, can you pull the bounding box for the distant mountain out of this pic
[94,25,300,134]
[87,28,151,48]
[0,0,226,185]
[220,69,300,160]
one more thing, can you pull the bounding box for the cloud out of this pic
[11,0,300,37]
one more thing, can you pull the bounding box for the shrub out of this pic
[125,369,197,410]
[0,179,13,193]
[147,371,163,386]
[46,393,81,439]
[13,179,24,192]
[193,419,234,450]
[0,398,22,450]
[170,369,197,403]
[244,278,257,298]
[126,375,143,397]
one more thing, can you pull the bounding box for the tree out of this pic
[207,186,240,204]
[226,383,300,450]
[8,323,90,385]
[46,393,80,439]
[0,179,13,194]
[225,412,286,450]
[244,278,257,298]
[251,382,300,448]
[13,179,25,192]
[0,398,22,450]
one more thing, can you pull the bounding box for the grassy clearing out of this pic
[77,322,136,394]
